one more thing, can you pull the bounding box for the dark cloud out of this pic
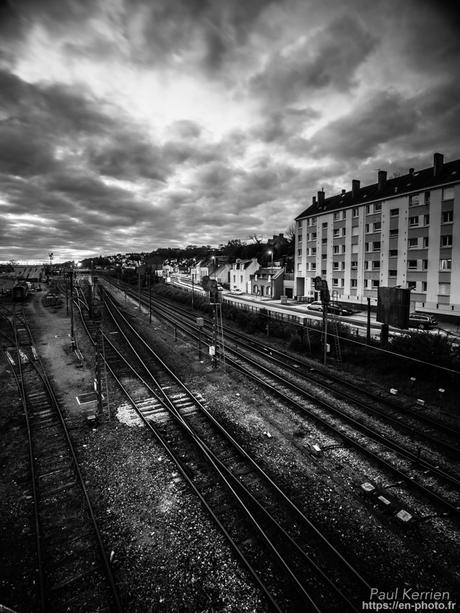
[124,0,274,71]
[251,107,320,144]
[0,119,57,176]
[87,134,167,182]
[309,91,419,160]
[250,13,377,104]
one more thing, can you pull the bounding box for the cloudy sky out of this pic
[1,0,459,263]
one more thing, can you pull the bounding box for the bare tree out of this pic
[285,223,296,245]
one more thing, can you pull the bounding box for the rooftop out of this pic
[296,153,460,220]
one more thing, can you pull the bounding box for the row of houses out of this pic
[162,256,290,300]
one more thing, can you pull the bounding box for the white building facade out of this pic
[294,153,460,315]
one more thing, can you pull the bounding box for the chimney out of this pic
[433,152,444,177]
[317,190,325,209]
[352,179,360,199]
[409,168,414,175]
[312,195,317,206]
[378,170,387,191]
[341,189,346,195]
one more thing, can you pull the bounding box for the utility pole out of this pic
[313,276,330,366]
[70,268,75,350]
[137,267,141,310]
[366,297,371,344]
[95,324,104,417]
[149,270,152,324]
[322,304,328,366]
[212,303,218,368]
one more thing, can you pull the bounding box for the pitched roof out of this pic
[295,155,460,220]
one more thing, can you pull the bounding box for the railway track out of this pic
[4,307,122,613]
[77,287,373,612]
[106,280,460,520]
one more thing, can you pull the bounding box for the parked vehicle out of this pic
[408,313,438,330]
[305,300,323,312]
[230,288,244,295]
[305,301,353,316]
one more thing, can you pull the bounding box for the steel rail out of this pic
[128,289,460,494]
[102,290,371,593]
[102,330,361,612]
[115,286,460,516]
[14,310,123,612]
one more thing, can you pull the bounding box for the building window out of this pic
[372,280,380,288]
[390,208,399,216]
[409,193,420,206]
[374,203,382,212]
[389,269,397,277]
[351,261,358,270]
[409,216,419,226]
[321,253,327,259]
[297,249,302,256]
[322,269,326,275]
[390,229,399,237]
[322,238,327,244]
[423,214,430,226]
[408,260,418,269]
[332,278,339,287]
[352,244,359,254]
[333,245,340,254]
[374,222,381,232]
[408,281,417,291]
[424,191,430,206]
[342,245,346,254]
[352,225,359,236]
[365,242,371,252]
[322,222,328,228]
[297,263,302,272]
[351,279,358,287]
[408,238,418,248]
[311,262,316,271]
[373,241,381,251]
[440,259,452,270]
[352,207,359,217]
[298,234,302,242]
[333,228,340,238]
[438,283,451,295]
[372,261,380,270]
[423,237,429,248]
[422,281,427,292]
[442,186,454,201]
[389,249,398,257]
[333,262,340,270]
[442,211,453,223]
[441,235,453,247]
[366,205,371,214]
[422,259,428,270]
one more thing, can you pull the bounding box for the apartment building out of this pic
[294,153,460,315]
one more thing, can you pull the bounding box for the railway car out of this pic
[12,281,30,301]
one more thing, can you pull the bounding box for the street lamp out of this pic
[267,250,274,298]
